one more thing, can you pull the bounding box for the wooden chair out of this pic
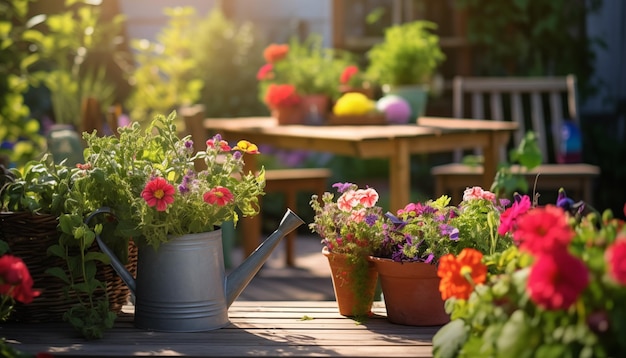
[431,75,600,204]
[181,105,331,267]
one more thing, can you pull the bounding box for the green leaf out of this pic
[495,310,535,358]
[47,244,66,259]
[432,319,468,358]
[45,267,70,284]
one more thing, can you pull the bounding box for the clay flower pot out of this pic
[323,247,378,317]
[368,256,450,326]
[270,104,305,125]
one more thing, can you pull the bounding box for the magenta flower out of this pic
[527,248,589,310]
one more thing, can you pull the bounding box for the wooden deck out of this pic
[3,301,439,357]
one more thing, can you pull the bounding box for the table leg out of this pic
[388,139,411,211]
[482,132,498,190]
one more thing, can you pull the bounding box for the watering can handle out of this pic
[85,207,137,295]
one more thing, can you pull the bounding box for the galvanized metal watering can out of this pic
[89,208,304,332]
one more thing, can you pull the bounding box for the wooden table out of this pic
[203,116,517,255]
[3,301,440,357]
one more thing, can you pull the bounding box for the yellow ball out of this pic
[333,93,375,116]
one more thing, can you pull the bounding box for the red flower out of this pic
[340,65,359,85]
[606,239,626,285]
[206,138,231,151]
[263,44,289,63]
[498,194,531,235]
[514,205,574,255]
[203,186,234,206]
[0,255,41,304]
[264,84,301,108]
[437,248,487,300]
[527,248,589,310]
[256,63,274,81]
[141,177,176,211]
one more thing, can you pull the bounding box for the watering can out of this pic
[89,208,304,332]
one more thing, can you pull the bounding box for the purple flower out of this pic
[364,214,378,226]
[332,182,353,193]
[440,224,459,241]
[424,253,434,264]
[233,151,242,160]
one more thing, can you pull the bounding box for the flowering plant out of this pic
[76,111,265,248]
[263,83,302,109]
[309,182,385,258]
[256,36,348,105]
[433,190,626,357]
[374,186,511,264]
[340,65,368,88]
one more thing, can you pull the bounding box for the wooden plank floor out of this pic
[3,301,439,357]
[2,235,439,357]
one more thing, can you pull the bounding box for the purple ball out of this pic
[376,95,412,124]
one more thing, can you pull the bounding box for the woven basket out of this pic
[0,211,137,322]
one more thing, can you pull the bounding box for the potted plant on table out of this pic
[309,182,385,318]
[433,190,626,357]
[366,20,445,120]
[369,186,511,326]
[257,35,348,124]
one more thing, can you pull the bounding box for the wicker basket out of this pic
[0,211,137,322]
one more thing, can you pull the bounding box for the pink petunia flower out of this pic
[498,194,532,235]
[463,186,496,202]
[356,188,379,208]
[527,248,589,310]
[606,239,626,285]
[203,186,234,206]
[337,190,359,211]
[514,205,574,255]
[141,177,176,211]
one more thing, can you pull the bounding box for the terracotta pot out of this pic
[323,247,378,317]
[271,104,305,125]
[301,94,330,123]
[369,256,449,326]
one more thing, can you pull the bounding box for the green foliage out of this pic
[490,131,543,199]
[366,20,445,86]
[190,8,266,117]
[455,0,603,96]
[0,155,122,339]
[275,35,348,99]
[0,0,45,167]
[30,0,123,126]
[125,7,203,122]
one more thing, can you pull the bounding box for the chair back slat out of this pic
[452,75,578,164]
[530,92,549,160]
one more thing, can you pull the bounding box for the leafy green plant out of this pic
[0,0,45,167]
[190,8,266,117]
[258,35,351,103]
[0,156,118,339]
[28,0,123,127]
[366,20,445,86]
[489,131,543,198]
[125,7,203,122]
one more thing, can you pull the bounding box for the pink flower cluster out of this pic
[498,195,626,311]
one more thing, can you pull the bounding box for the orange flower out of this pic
[437,248,487,300]
[141,177,176,211]
[263,44,289,63]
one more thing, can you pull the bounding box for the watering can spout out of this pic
[225,209,304,307]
